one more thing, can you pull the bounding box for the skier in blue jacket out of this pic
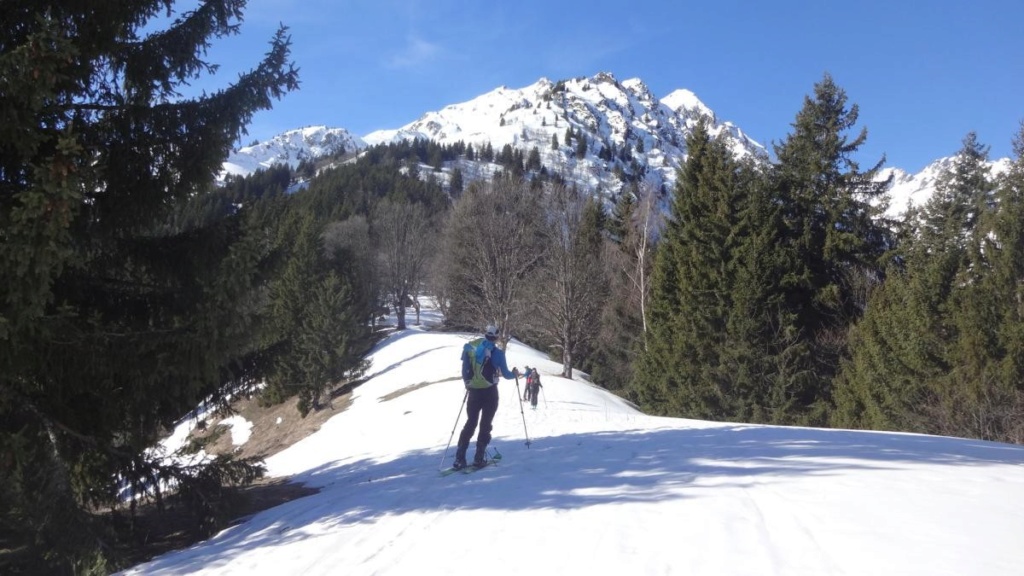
[455,324,519,469]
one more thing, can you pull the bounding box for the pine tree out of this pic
[450,166,465,196]
[940,132,1019,440]
[833,132,1000,437]
[831,265,949,432]
[978,122,1024,442]
[293,272,369,416]
[0,2,298,570]
[630,118,748,417]
[526,146,542,172]
[716,157,803,423]
[770,74,891,423]
[576,135,589,159]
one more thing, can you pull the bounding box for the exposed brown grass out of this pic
[110,381,358,569]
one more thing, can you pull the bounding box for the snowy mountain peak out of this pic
[662,88,713,119]
[220,126,366,180]
[880,156,1011,218]
[224,73,766,197]
[362,71,764,195]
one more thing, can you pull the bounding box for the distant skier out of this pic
[522,366,532,402]
[525,367,542,409]
[456,325,519,469]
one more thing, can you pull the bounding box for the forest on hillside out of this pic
[3,1,1023,573]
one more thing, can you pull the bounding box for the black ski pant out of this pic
[456,385,499,462]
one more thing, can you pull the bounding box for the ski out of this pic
[440,450,502,476]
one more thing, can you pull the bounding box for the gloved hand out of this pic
[513,367,520,377]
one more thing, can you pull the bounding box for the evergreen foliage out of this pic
[259,209,372,415]
[527,146,543,172]
[0,1,298,571]
[450,167,465,196]
[576,135,589,159]
[835,129,1024,442]
[629,119,794,420]
[769,74,893,423]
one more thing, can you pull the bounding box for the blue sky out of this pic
[196,0,1022,173]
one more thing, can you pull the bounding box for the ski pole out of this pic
[514,373,531,447]
[440,390,468,470]
[541,383,548,408]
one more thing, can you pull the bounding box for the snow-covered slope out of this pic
[120,303,1024,576]
[220,126,366,181]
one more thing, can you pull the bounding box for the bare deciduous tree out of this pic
[531,184,607,378]
[372,199,435,330]
[623,183,662,349]
[440,176,548,341]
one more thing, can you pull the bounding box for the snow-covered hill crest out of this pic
[119,302,1024,576]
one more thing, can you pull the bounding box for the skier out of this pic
[456,325,519,469]
[522,366,532,402]
[525,367,542,408]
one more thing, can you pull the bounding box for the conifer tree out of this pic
[833,132,999,436]
[630,119,748,416]
[293,272,368,416]
[939,132,1020,440]
[831,265,949,432]
[527,146,543,172]
[976,122,1024,442]
[450,167,465,196]
[631,117,805,423]
[0,2,298,570]
[608,187,639,243]
[770,74,891,423]
[576,135,589,159]
[716,157,803,423]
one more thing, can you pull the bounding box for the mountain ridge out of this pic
[222,72,1010,217]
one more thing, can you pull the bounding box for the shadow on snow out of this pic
[145,423,1024,572]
